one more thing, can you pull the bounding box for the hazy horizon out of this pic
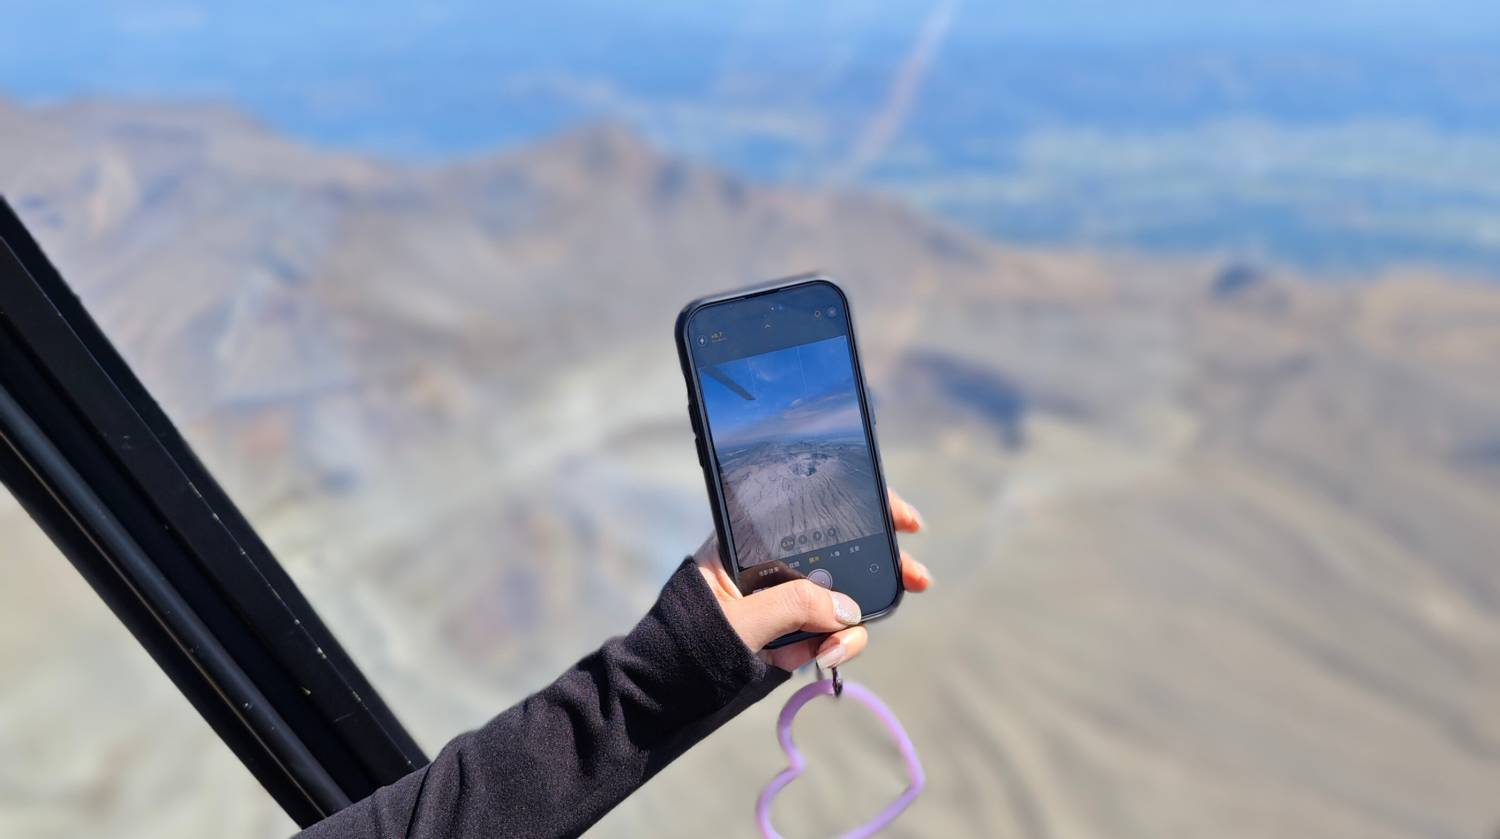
[4,2,1500,275]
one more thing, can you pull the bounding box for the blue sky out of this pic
[701,337,862,448]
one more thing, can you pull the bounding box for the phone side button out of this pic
[694,436,707,468]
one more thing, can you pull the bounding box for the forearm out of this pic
[296,559,787,839]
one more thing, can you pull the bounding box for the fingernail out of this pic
[831,592,862,626]
[912,506,927,532]
[816,643,847,669]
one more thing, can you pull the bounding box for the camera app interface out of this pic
[692,285,895,602]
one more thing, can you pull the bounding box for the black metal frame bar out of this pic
[0,197,427,828]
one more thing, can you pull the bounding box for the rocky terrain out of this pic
[719,437,883,567]
[0,95,1498,839]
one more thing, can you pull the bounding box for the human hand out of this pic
[693,489,932,672]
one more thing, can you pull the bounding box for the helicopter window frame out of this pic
[0,197,426,829]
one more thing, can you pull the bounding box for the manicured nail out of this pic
[816,643,847,669]
[831,592,862,626]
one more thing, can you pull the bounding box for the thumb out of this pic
[723,579,863,651]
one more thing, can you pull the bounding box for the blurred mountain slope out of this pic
[0,97,1497,839]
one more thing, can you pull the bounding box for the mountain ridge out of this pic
[0,96,1498,839]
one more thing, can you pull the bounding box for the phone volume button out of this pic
[694,436,707,467]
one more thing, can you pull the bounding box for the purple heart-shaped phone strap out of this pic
[755,676,925,838]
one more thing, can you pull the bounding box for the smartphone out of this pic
[677,274,903,647]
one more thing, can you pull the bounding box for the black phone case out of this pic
[675,273,905,649]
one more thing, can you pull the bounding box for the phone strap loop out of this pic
[755,671,924,838]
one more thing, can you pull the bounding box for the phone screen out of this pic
[687,281,898,610]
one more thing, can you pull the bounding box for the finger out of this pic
[814,625,869,669]
[724,579,862,651]
[764,637,821,672]
[888,489,926,533]
[692,534,737,591]
[900,550,933,592]
[692,534,719,567]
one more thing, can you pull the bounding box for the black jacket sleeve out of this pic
[295,558,789,839]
